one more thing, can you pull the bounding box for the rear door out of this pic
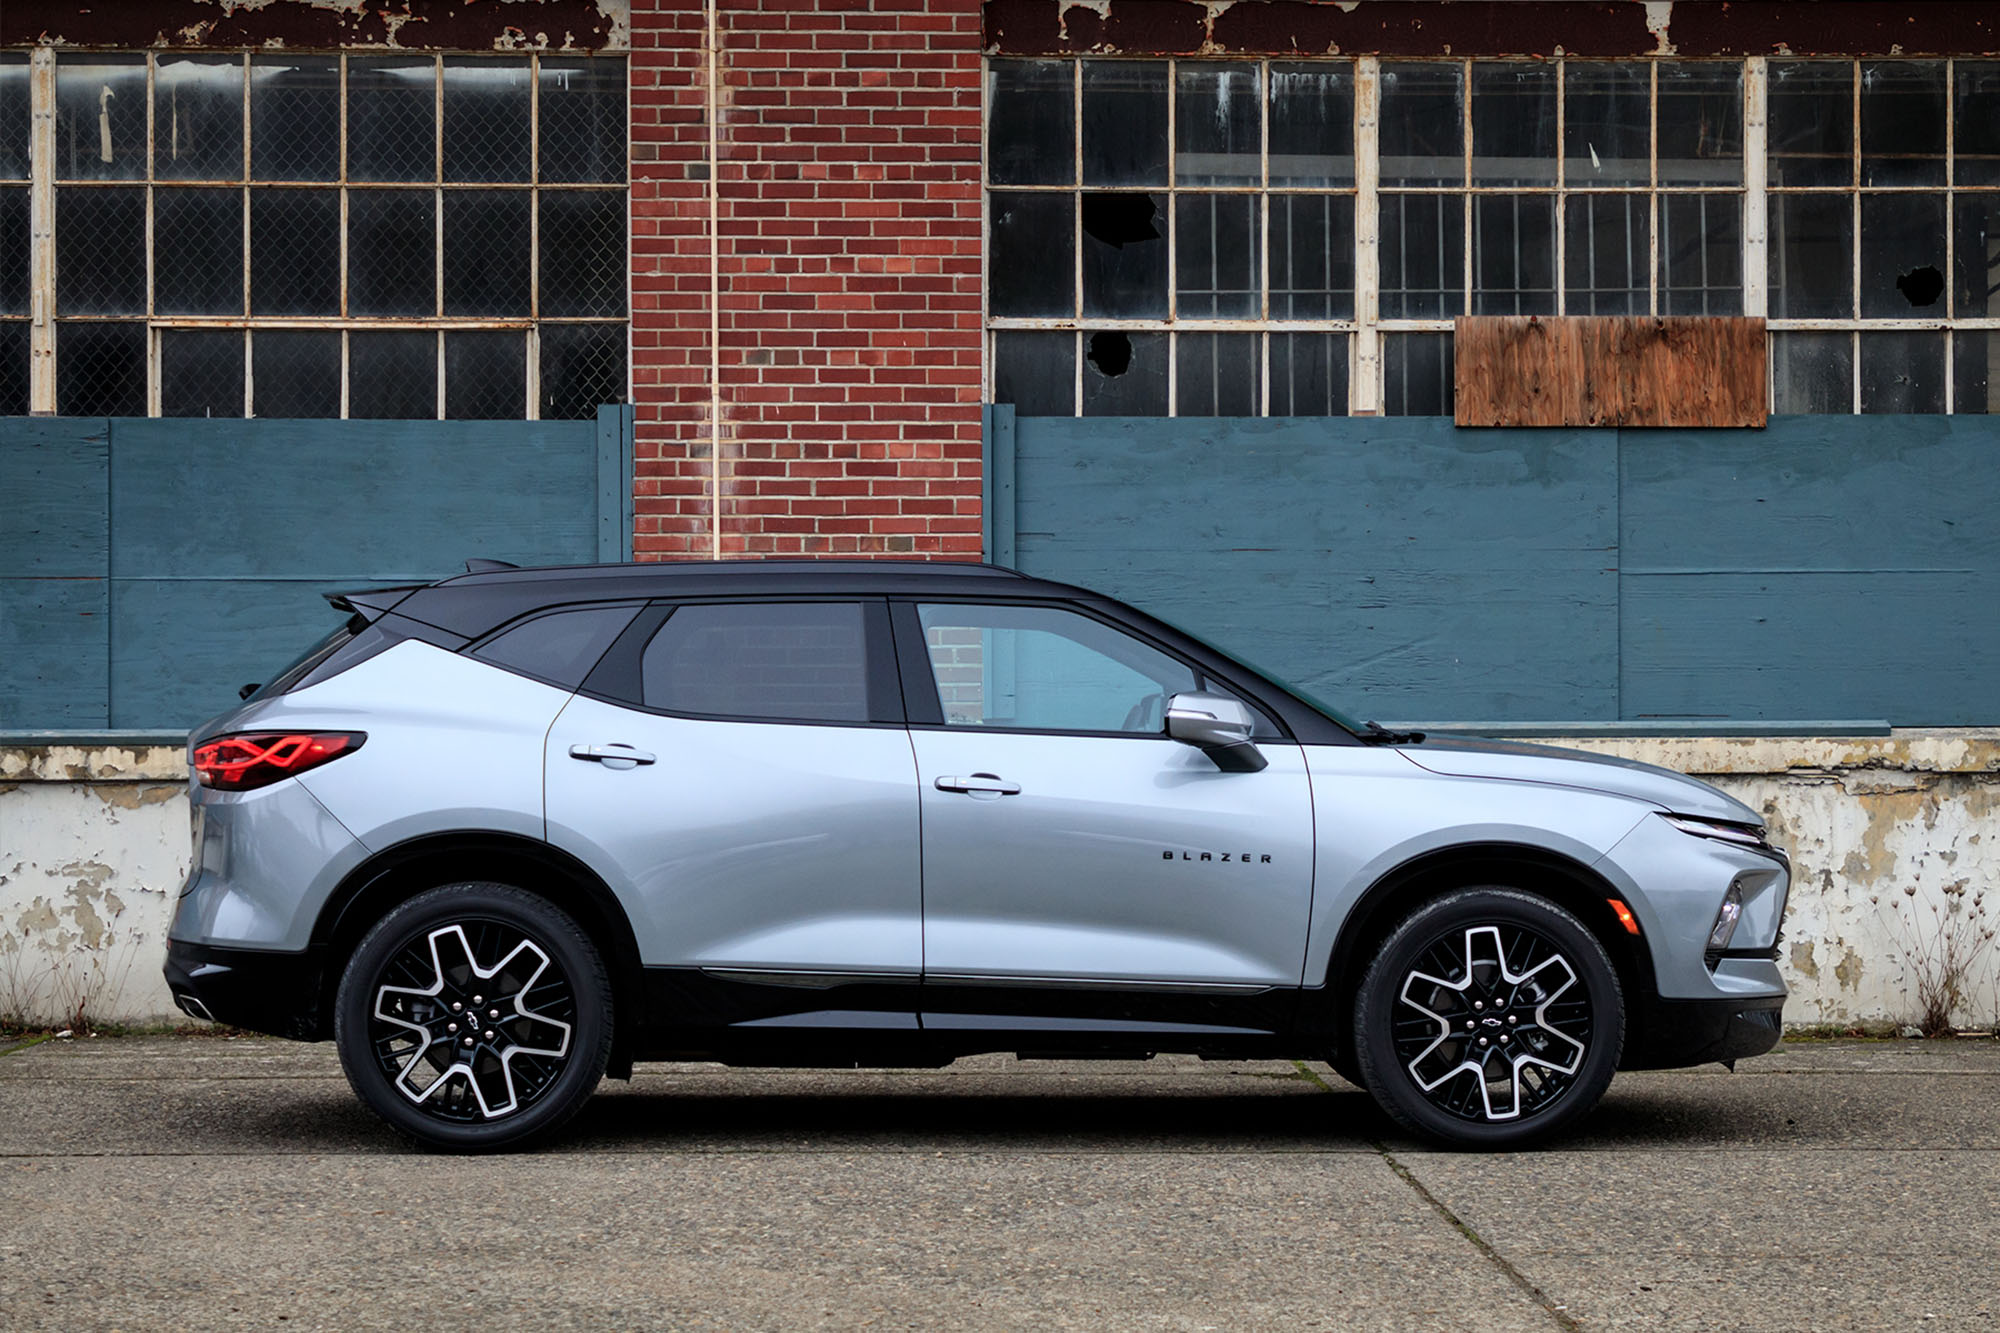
[544,599,923,1016]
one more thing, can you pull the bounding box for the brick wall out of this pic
[628,0,985,559]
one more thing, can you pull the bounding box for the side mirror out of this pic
[1165,691,1268,773]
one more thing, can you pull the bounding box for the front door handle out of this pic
[934,773,1021,796]
[569,743,656,769]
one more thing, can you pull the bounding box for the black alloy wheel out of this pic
[1353,887,1623,1147]
[334,882,613,1151]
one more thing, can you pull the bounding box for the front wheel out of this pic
[334,883,613,1151]
[1353,887,1623,1148]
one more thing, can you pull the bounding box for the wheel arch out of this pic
[1310,842,1656,1066]
[310,830,646,1073]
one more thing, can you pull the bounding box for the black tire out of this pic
[334,882,613,1151]
[1353,887,1623,1148]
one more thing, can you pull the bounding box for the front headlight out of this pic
[1662,813,1768,848]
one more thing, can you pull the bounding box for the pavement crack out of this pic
[1289,1060,1583,1333]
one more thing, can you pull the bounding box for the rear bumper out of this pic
[1623,995,1785,1070]
[164,938,327,1040]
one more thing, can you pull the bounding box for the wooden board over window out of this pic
[1455,317,1767,428]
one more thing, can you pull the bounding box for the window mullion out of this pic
[28,47,55,412]
[1352,56,1381,415]
[1743,56,1768,319]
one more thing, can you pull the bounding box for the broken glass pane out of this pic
[1860,61,1945,187]
[444,190,531,317]
[1175,333,1258,416]
[1658,62,1743,186]
[1379,63,1463,188]
[348,189,437,317]
[1080,192,1167,318]
[54,56,147,181]
[1472,194,1555,316]
[1859,193,1945,318]
[1379,193,1463,318]
[1176,63,1260,187]
[1175,193,1258,318]
[1082,63,1167,188]
[1565,192,1648,315]
[1767,61,1852,188]
[350,330,439,419]
[539,58,625,185]
[251,188,339,316]
[56,187,145,315]
[0,187,26,314]
[160,329,245,418]
[992,331,1075,415]
[1952,194,2000,318]
[1081,330,1167,415]
[1472,64,1556,187]
[1564,63,1648,188]
[251,57,339,182]
[0,54,27,180]
[1268,332,1348,416]
[988,192,1074,317]
[55,321,145,416]
[1768,193,1853,318]
[348,56,437,183]
[1658,193,1742,316]
[445,330,527,419]
[0,321,27,415]
[1860,332,1944,413]
[1953,331,1994,414]
[1269,193,1354,319]
[252,330,340,417]
[1267,63,1353,187]
[155,188,245,316]
[1955,62,2000,188]
[155,55,244,181]
[1770,331,1852,414]
[444,58,531,183]
[988,60,1074,187]
[539,322,625,419]
[1383,333,1454,417]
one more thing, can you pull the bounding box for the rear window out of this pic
[243,618,361,703]
[640,602,872,723]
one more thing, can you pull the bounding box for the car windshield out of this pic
[1144,610,1370,734]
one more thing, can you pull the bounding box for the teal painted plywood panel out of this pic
[0,579,110,729]
[1010,416,1620,722]
[110,418,601,578]
[0,419,112,727]
[1620,571,2000,723]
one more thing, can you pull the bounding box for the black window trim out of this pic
[578,595,907,729]
[890,595,1302,743]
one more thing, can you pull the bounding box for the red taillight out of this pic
[192,732,365,791]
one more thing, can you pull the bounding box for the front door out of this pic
[900,601,1316,1032]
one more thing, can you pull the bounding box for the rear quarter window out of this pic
[471,604,642,690]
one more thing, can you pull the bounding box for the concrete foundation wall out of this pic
[4,735,1997,1032]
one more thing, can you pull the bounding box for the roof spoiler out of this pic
[324,584,426,622]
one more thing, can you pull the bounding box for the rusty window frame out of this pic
[24,47,628,420]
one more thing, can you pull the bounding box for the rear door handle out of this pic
[934,773,1020,796]
[569,743,656,768]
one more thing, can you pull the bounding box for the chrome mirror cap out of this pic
[1165,692,1268,772]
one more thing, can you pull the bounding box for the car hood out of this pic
[1398,737,1759,824]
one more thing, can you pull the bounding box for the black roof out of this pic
[357,559,1099,640]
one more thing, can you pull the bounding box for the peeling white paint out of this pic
[1642,0,1676,56]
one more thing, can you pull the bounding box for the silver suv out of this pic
[165,561,1789,1150]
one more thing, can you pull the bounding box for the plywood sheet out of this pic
[1455,316,1767,428]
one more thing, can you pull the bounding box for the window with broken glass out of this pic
[1768,59,2000,413]
[6,50,625,420]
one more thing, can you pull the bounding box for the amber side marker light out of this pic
[193,732,366,791]
[1608,898,1642,936]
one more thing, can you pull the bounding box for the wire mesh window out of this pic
[24,50,627,420]
[1768,59,2000,413]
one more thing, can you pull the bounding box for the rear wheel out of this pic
[334,882,613,1151]
[1353,887,1622,1147]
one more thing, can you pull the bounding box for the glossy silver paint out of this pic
[171,776,368,950]
[545,693,923,974]
[911,729,1315,986]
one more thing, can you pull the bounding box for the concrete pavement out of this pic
[1,1036,1994,1330]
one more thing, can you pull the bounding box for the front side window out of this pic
[917,603,1198,733]
[641,602,873,723]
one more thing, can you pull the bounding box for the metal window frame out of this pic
[23,47,628,421]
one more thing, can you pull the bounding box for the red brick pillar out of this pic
[627,0,986,559]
